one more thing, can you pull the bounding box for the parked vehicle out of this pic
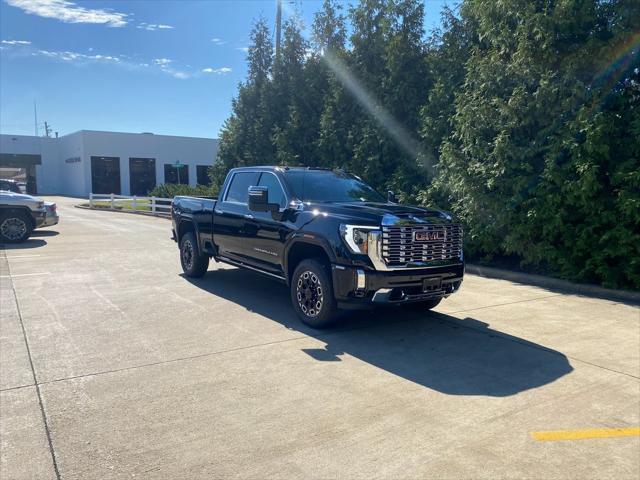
[0,192,47,243]
[171,167,464,327]
[0,179,23,194]
[41,202,59,228]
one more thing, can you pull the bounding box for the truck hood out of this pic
[302,201,453,225]
[0,191,44,202]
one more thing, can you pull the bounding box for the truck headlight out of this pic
[339,224,376,254]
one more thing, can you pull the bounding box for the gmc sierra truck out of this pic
[172,167,464,327]
[0,191,47,243]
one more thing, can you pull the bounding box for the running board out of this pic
[216,256,287,283]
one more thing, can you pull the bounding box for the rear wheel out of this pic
[291,258,339,328]
[0,211,33,244]
[180,231,209,277]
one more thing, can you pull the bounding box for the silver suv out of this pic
[0,192,47,243]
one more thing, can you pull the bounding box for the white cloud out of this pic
[137,22,174,31]
[237,46,249,53]
[1,39,31,45]
[202,66,232,75]
[5,0,129,27]
[36,48,121,63]
[211,38,227,46]
[2,41,224,81]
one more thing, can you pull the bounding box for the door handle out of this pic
[243,214,254,220]
[214,209,224,215]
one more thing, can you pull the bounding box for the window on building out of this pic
[91,156,121,194]
[129,158,156,195]
[196,165,211,186]
[224,172,259,204]
[164,164,189,185]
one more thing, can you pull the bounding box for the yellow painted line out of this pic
[532,427,640,441]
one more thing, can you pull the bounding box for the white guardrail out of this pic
[89,193,173,216]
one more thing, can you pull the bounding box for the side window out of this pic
[224,172,260,204]
[258,173,286,208]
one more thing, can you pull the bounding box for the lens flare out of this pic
[279,2,434,175]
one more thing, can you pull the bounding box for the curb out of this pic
[466,264,640,305]
[74,204,170,219]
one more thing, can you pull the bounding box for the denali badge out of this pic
[415,230,445,241]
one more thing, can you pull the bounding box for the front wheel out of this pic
[0,212,33,244]
[291,259,339,328]
[180,232,209,277]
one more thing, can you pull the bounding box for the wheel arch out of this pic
[285,237,336,285]
[177,218,198,244]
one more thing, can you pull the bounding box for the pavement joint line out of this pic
[0,272,51,278]
[444,293,565,316]
[14,293,640,389]
[531,426,640,441]
[34,314,431,387]
[0,382,37,393]
[435,311,640,380]
[3,252,62,480]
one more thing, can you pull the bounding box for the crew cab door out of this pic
[245,172,290,275]
[213,171,259,261]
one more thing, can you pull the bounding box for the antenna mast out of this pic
[34,101,38,136]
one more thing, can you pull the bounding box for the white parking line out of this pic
[5,255,43,259]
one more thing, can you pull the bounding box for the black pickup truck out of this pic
[172,167,464,327]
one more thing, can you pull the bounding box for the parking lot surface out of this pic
[1,196,639,479]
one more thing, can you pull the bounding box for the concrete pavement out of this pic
[1,196,638,479]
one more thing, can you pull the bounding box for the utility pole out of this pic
[44,121,52,138]
[275,0,282,63]
[33,101,38,136]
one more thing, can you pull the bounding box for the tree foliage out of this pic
[215,0,640,289]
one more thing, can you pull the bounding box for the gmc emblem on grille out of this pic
[414,230,445,241]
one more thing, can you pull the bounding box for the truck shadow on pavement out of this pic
[31,230,59,237]
[0,238,47,249]
[184,267,574,397]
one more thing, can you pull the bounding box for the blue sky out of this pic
[0,0,449,139]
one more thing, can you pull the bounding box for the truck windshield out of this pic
[284,170,385,203]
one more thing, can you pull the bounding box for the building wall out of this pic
[80,131,218,196]
[56,132,86,197]
[0,131,219,197]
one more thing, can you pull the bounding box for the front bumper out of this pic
[332,263,464,309]
[41,214,59,227]
[32,210,47,228]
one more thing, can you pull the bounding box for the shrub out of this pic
[149,183,218,199]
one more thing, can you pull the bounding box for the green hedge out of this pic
[149,183,218,199]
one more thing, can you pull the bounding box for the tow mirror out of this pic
[387,190,397,203]
[248,186,269,212]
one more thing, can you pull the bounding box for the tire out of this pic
[407,297,442,310]
[179,231,209,277]
[0,211,33,244]
[291,258,339,328]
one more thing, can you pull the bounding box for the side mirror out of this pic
[248,186,269,212]
[387,190,397,203]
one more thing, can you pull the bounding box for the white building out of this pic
[0,130,219,197]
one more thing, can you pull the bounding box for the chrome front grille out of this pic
[381,224,462,267]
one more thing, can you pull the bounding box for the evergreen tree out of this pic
[212,17,273,186]
[213,0,640,288]
[434,0,640,287]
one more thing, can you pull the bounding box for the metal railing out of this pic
[88,193,172,216]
